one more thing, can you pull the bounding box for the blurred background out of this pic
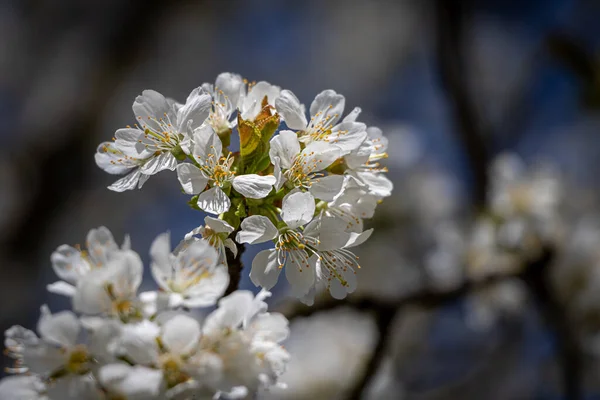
[2,0,600,398]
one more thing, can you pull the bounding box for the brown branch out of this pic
[224,242,246,296]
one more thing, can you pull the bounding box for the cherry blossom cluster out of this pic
[0,73,391,399]
[95,72,392,302]
[0,227,289,399]
[424,153,563,329]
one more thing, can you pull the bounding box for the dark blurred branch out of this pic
[347,306,398,400]
[224,242,246,296]
[281,272,510,320]
[520,249,583,400]
[283,249,583,400]
[434,0,489,208]
[547,33,600,109]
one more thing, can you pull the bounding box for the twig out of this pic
[347,305,398,400]
[520,249,583,400]
[224,242,246,296]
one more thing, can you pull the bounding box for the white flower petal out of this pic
[272,156,286,191]
[342,106,362,122]
[275,90,307,130]
[328,270,356,299]
[177,87,211,131]
[309,174,345,202]
[95,141,138,174]
[250,249,282,290]
[352,171,394,198]
[300,142,342,173]
[112,250,144,298]
[215,72,245,109]
[281,191,315,229]
[203,291,255,334]
[269,130,300,169]
[73,269,113,315]
[176,163,208,195]
[309,89,345,127]
[343,228,373,248]
[161,315,201,356]
[192,125,222,161]
[285,254,317,297]
[50,245,89,284]
[205,216,234,234]
[140,152,177,175]
[241,81,281,120]
[232,174,276,199]
[149,232,172,291]
[37,305,80,347]
[132,89,172,133]
[313,215,353,250]
[247,313,289,342]
[181,265,229,308]
[86,226,119,266]
[224,238,238,258]
[197,186,231,215]
[46,281,77,297]
[236,216,278,244]
[99,364,163,399]
[108,169,142,192]
[0,376,45,399]
[330,121,368,154]
[137,173,150,189]
[118,320,160,365]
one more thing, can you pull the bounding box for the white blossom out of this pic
[72,249,144,319]
[176,125,276,214]
[184,216,238,264]
[96,88,212,191]
[146,232,229,308]
[236,191,370,301]
[269,129,342,195]
[275,89,367,155]
[47,226,129,298]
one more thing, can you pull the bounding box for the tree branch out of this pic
[280,272,511,321]
[282,249,583,399]
[347,305,398,400]
[520,249,583,400]
[224,242,246,296]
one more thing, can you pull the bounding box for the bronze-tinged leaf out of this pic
[256,113,280,144]
[237,113,262,157]
[254,95,273,124]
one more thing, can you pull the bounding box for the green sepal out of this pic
[236,100,282,174]
[234,201,247,218]
[238,113,262,161]
[220,208,241,230]
[170,144,187,161]
[217,127,232,149]
[187,195,201,211]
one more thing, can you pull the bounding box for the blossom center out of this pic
[66,345,92,375]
